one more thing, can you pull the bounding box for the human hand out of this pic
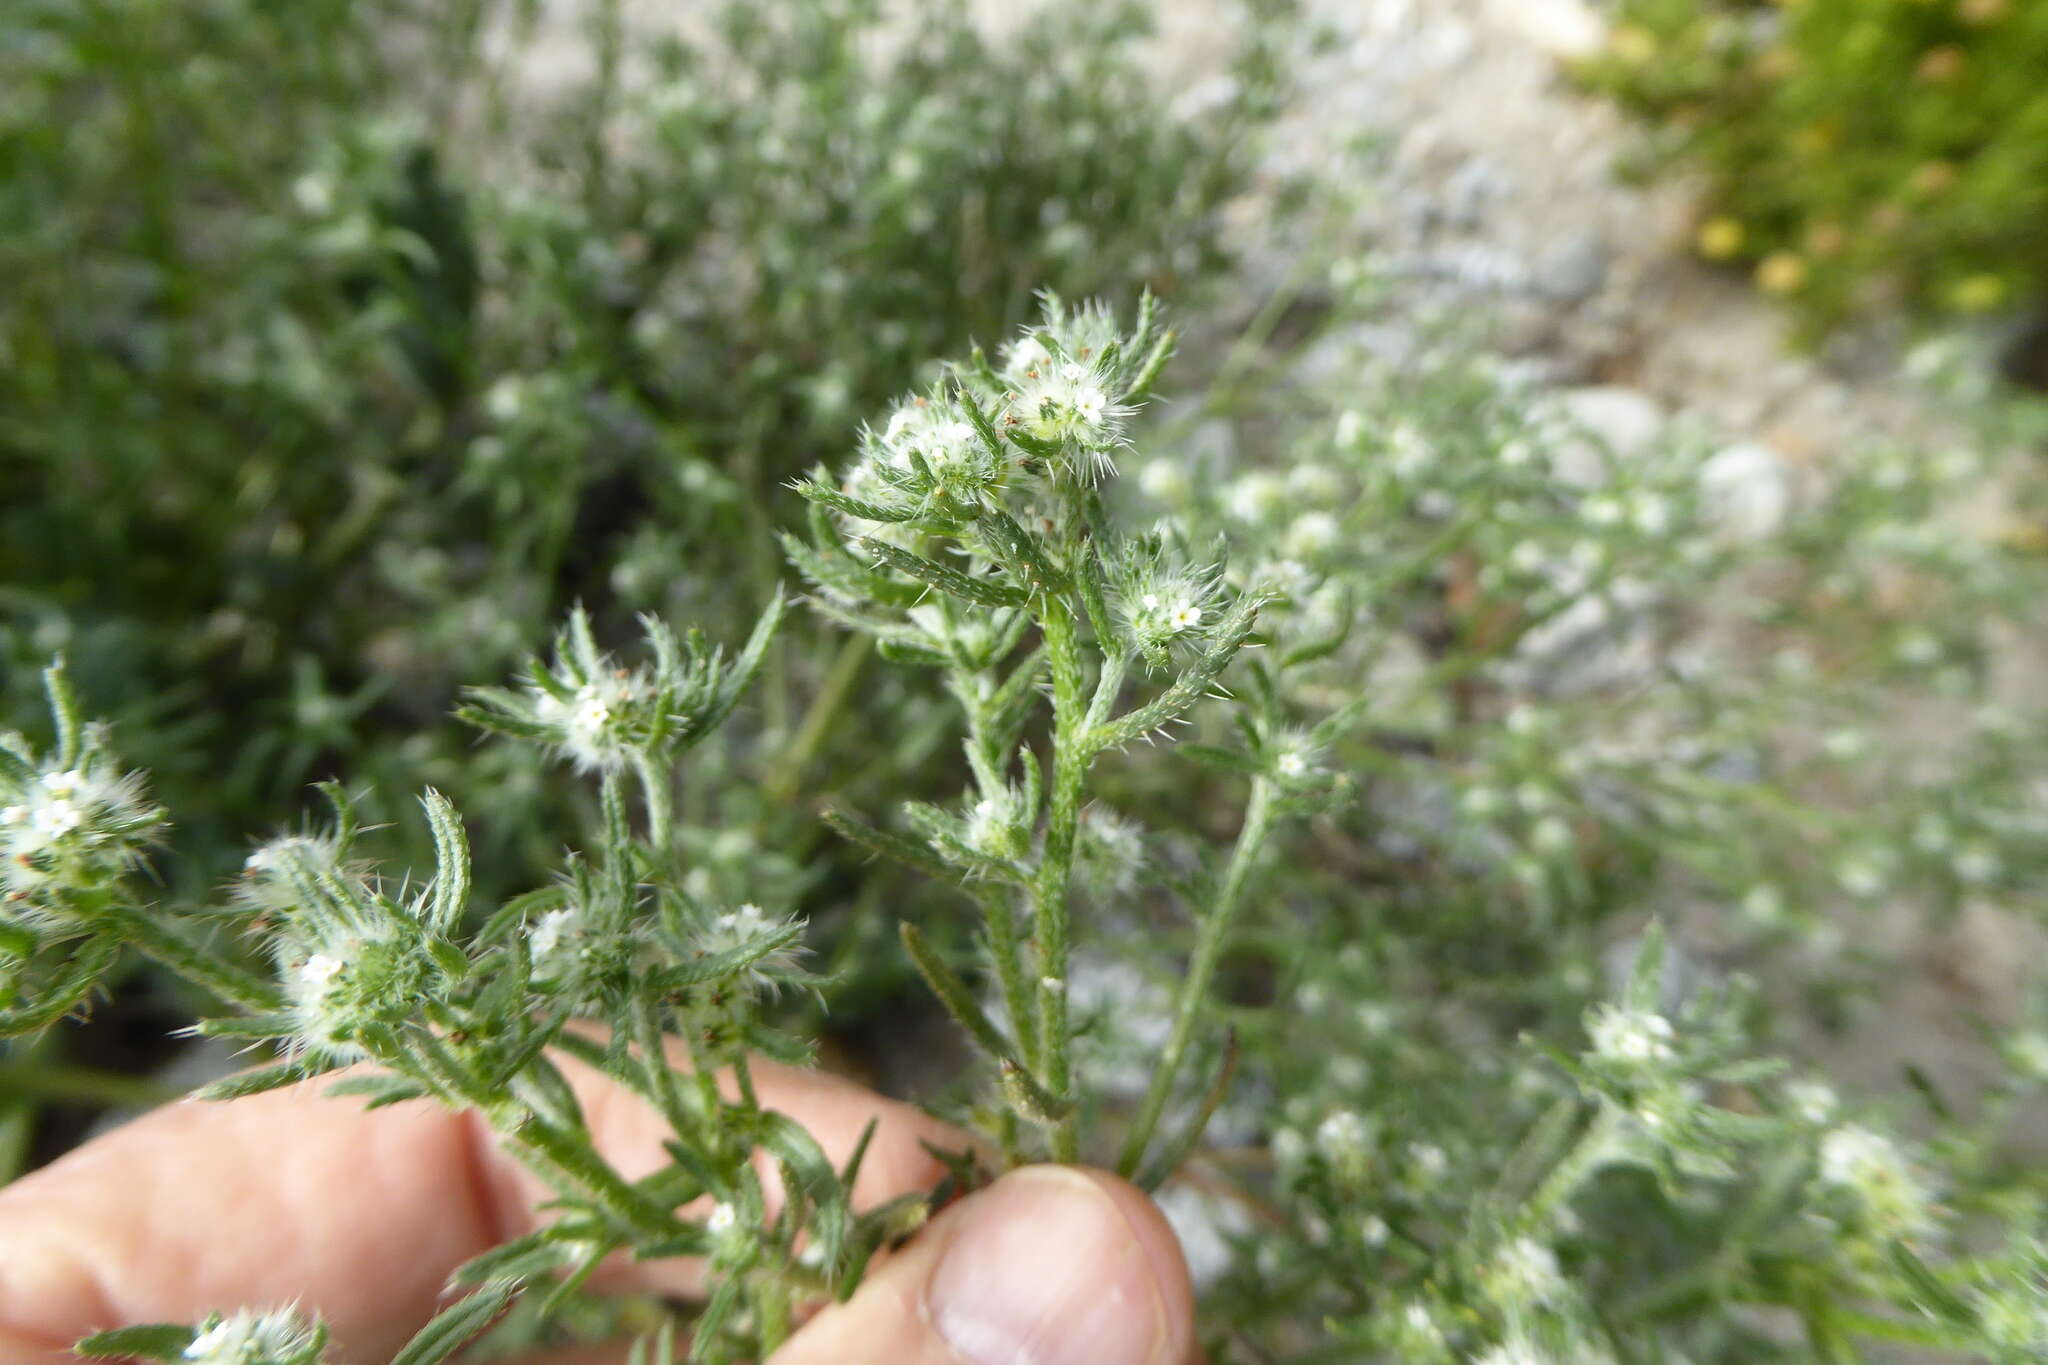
[0,1052,1196,1365]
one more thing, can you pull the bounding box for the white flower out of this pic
[530,906,578,960]
[1476,1336,1556,1365]
[706,1201,740,1236]
[704,903,805,991]
[1408,1142,1448,1180]
[1334,409,1365,447]
[296,954,345,997]
[1588,1005,1676,1064]
[1004,335,1050,377]
[1785,1078,1838,1123]
[1074,387,1108,426]
[1819,1125,1933,1231]
[1316,1110,1371,1161]
[1167,600,1203,632]
[1224,472,1285,523]
[1285,511,1341,556]
[1276,750,1309,779]
[485,376,527,423]
[183,1309,319,1365]
[0,805,23,827]
[1490,1236,1564,1305]
[30,798,83,839]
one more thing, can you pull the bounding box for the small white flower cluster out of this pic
[527,903,587,981]
[1817,1124,1934,1233]
[1269,730,1327,786]
[1474,1336,1559,1365]
[1586,1004,1677,1067]
[1316,1108,1374,1183]
[964,788,1033,862]
[866,394,1010,510]
[238,826,410,1062]
[182,1308,323,1365]
[1115,562,1222,667]
[0,757,161,916]
[533,673,644,775]
[701,902,805,994]
[1487,1236,1566,1307]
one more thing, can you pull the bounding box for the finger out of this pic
[770,1165,1197,1365]
[0,1051,959,1365]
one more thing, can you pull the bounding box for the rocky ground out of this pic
[1237,0,2045,1115]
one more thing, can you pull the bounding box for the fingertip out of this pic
[774,1162,1195,1365]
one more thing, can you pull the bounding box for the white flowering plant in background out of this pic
[14,284,2048,1362]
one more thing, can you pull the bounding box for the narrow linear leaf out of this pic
[389,1283,520,1365]
[1136,1030,1241,1189]
[72,1324,198,1360]
[859,539,1029,608]
[821,808,958,883]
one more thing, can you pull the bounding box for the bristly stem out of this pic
[631,751,673,855]
[103,904,286,1015]
[1034,595,1091,1162]
[1116,775,1276,1178]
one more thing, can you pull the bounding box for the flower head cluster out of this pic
[1586,1005,1677,1069]
[1817,1124,1935,1235]
[463,598,785,776]
[236,796,453,1063]
[845,391,1015,518]
[699,902,808,997]
[0,748,162,924]
[180,1309,326,1365]
[1110,542,1226,669]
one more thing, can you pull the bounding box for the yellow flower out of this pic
[1697,217,1745,260]
[1609,25,1657,63]
[1949,274,2006,312]
[1755,252,1809,294]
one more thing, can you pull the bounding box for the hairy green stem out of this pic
[630,751,674,855]
[1116,777,1275,1178]
[1033,598,1090,1162]
[104,905,285,1014]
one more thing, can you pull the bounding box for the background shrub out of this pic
[1578,0,2048,338]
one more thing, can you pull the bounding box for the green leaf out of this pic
[681,588,788,745]
[0,936,120,1040]
[196,1062,321,1102]
[858,539,1029,608]
[793,479,917,524]
[821,808,959,882]
[389,1283,520,1365]
[652,923,807,991]
[758,1109,853,1267]
[194,1012,300,1040]
[449,1228,582,1286]
[325,1072,431,1109]
[1135,1030,1239,1188]
[73,1324,198,1360]
[420,789,471,937]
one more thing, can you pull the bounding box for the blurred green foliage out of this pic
[0,0,1282,897]
[1578,0,2048,336]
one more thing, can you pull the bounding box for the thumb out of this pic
[771,1164,1196,1365]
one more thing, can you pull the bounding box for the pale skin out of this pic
[0,1049,1197,1365]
